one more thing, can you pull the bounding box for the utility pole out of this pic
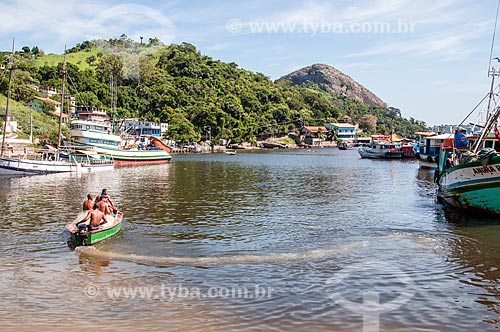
[1,38,15,157]
[57,46,67,148]
[29,105,33,143]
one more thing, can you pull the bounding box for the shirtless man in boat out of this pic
[99,189,117,213]
[78,204,106,230]
[97,199,113,217]
[82,194,94,211]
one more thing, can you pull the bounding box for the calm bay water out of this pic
[1,148,500,331]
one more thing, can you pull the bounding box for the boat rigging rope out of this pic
[488,0,500,74]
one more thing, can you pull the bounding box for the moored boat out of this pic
[60,147,115,172]
[415,132,453,169]
[68,120,172,166]
[437,148,500,214]
[337,142,353,150]
[67,210,124,246]
[357,141,403,159]
[0,154,80,175]
[435,23,500,214]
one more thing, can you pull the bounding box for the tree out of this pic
[148,37,160,46]
[95,54,123,83]
[22,46,31,54]
[359,114,377,133]
[317,127,325,141]
[76,91,102,107]
[31,46,41,56]
[327,127,338,142]
[86,55,96,66]
[340,115,352,123]
[41,100,56,115]
[165,112,199,143]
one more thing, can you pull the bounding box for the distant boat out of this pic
[357,141,403,159]
[337,142,353,150]
[225,150,236,155]
[0,147,114,175]
[415,132,452,169]
[68,120,172,167]
[0,154,80,175]
[60,147,115,172]
[67,210,124,246]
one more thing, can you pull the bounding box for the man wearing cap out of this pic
[454,128,469,149]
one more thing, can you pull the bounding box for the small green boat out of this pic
[67,211,123,247]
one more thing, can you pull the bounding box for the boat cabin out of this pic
[69,120,121,148]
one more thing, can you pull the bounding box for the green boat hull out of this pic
[72,222,122,246]
[438,184,500,214]
[67,211,123,247]
[437,151,500,214]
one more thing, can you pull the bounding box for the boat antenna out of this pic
[57,46,67,148]
[1,38,15,158]
[472,0,500,152]
[488,0,500,75]
[485,0,500,122]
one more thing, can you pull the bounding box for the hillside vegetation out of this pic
[0,36,426,144]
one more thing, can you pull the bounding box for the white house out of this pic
[75,106,108,122]
[40,86,58,98]
[124,119,169,137]
[327,123,356,142]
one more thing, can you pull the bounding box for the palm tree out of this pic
[326,127,338,142]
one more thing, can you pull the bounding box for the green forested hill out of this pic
[0,37,426,144]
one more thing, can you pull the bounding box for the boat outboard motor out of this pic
[77,223,88,237]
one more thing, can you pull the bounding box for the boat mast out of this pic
[1,38,15,157]
[57,46,67,148]
[110,74,117,133]
[472,68,500,153]
[486,68,498,122]
[471,0,500,153]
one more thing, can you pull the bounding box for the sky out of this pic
[0,0,499,126]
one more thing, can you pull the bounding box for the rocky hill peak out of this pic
[280,63,386,108]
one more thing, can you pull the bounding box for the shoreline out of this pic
[170,142,339,154]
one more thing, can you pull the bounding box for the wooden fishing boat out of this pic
[435,17,500,214]
[337,142,353,150]
[414,132,452,169]
[437,148,500,214]
[0,155,80,175]
[357,141,403,159]
[68,120,172,166]
[67,210,123,246]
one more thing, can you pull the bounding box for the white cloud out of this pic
[346,22,489,60]
[263,0,463,26]
[0,0,176,51]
